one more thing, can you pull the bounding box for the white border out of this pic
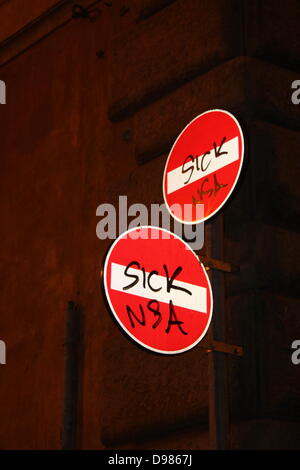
[103,226,213,355]
[162,109,245,225]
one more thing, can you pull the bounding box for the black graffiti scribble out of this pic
[163,265,192,296]
[192,173,228,206]
[123,262,192,296]
[126,299,188,336]
[213,136,227,159]
[181,136,227,185]
[148,300,162,329]
[165,300,188,336]
[126,304,146,328]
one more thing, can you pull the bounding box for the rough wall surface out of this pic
[0,0,299,449]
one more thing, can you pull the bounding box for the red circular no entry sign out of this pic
[163,109,244,224]
[103,226,213,355]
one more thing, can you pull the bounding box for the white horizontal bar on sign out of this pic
[167,136,239,195]
[110,262,207,314]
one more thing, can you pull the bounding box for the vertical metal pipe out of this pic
[62,301,82,450]
[208,215,229,449]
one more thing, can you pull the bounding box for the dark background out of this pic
[0,0,299,450]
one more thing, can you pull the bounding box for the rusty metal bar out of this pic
[201,339,243,357]
[199,255,239,274]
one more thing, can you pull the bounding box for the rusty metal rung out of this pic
[199,256,239,274]
[201,340,243,356]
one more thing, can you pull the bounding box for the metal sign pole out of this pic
[207,214,230,450]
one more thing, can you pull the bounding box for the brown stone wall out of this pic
[0,0,299,450]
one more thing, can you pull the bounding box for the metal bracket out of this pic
[201,340,243,356]
[200,255,239,274]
